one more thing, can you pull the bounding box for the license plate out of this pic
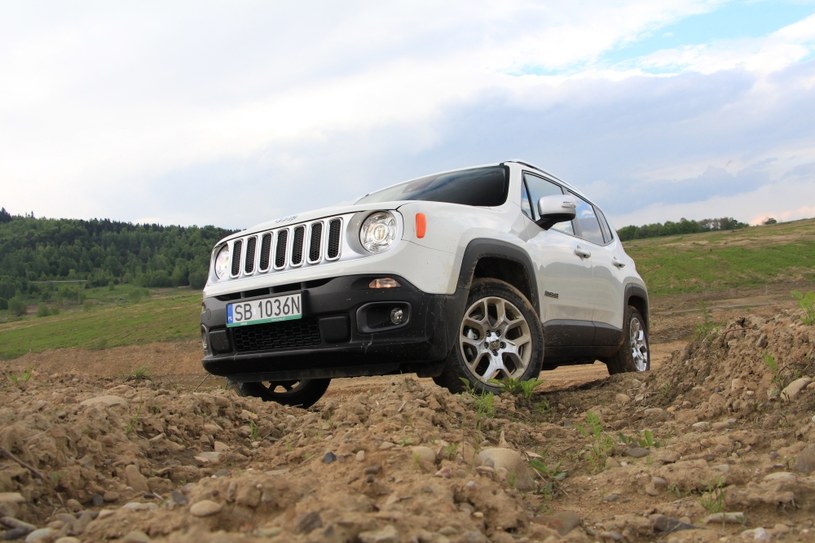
[226,293,302,327]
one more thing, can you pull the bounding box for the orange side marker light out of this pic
[415,213,427,239]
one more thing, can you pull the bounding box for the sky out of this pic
[1,0,815,230]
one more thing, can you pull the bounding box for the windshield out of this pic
[356,166,508,206]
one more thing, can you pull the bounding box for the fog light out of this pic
[369,277,401,289]
[200,326,208,353]
[390,307,405,325]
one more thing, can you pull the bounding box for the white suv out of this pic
[200,161,649,407]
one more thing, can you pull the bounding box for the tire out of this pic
[605,305,650,374]
[433,278,544,394]
[235,379,330,408]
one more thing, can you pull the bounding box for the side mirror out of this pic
[536,194,576,230]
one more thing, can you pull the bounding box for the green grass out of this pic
[624,218,815,297]
[0,289,200,359]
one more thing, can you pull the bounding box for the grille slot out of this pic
[231,240,243,277]
[259,233,272,271]
[231,318,322,352]
[228,217,345,278]
[274,230,289,269]
[292,225,305,266]
[244,237,257,274]
[327,219,341,259]
[309,223,323,263]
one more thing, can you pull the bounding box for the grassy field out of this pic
[0,288,200,359]
[624,218,815,297]
[1,218,813,359]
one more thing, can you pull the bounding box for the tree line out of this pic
[616,217,748,241]
[0,207,235,312]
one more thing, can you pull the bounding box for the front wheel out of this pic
[605,305,650,374]
[433,278,544,394]
[235,379,330,408]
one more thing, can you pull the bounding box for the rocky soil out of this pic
[1,300,815,542]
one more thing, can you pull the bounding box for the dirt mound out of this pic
[1,310,815,542]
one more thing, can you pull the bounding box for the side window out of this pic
[595,207,614,244]
[523,173,574,234]
[571,194,605,245]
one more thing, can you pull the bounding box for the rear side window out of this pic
[357,166,508,206]
[596,208,614,243]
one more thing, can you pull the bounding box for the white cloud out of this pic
[0,1,813,229]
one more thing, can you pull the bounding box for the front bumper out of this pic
[200,275,468,382]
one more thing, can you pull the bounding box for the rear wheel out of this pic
[235,379,330,408]
[605,305,650,374]
[434,278,544,394]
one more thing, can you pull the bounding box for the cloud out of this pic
[0,1,814,230]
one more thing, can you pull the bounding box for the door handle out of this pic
[574,246,591,259]
[612,257,626,268]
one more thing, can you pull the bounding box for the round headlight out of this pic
[214,245,231,279]
[360,211,397,254]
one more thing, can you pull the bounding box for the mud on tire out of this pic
[433,278,544,394]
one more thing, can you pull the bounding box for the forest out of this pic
[0,207,234,313]
[615,216,748,241]
[0,206,752,316]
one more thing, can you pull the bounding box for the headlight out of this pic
[214,245,231,279]
[360,211,397,254]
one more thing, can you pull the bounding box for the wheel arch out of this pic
[625,283,650,329]
[457,239,540,313]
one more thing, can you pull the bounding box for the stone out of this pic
[355,450,366,462]
[79,395,128,408]
[123,530,151,543]
[124,464,150,493]
[626,447,649,458]
[190,499,222,517]
[652,515,696,532]
[24,528,57,543]
[781,377,812,402]
[358,524,399,543]
[792,445,815,474]
[536,510,582,535]
[322,452,337,464]
[704,512,746,524]
[614,393,631,404]
[476,448,535,491]
[194,451,221,464]
[296,511,322,534]
[411,446,437,470]
[0,492,26,504]
[122,502,158,512]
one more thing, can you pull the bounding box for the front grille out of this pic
[230,217,343,279]
[231,318,322,352]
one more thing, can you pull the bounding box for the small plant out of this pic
[130,366,150,381]
[792,290,815,325]
[694,303,719,340]
[619,429,658,448]
[442,442,459,460]
[125,406,142,435]
[529,458,567,499]
[474,391,496,419]
[8,368,33,384]
[249,420,260,441]
[700,479,726,514]
[577,411,614,472]
[460,378,497,421]
[491,377,543,401]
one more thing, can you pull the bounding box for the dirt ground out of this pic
[1,285,814,542]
